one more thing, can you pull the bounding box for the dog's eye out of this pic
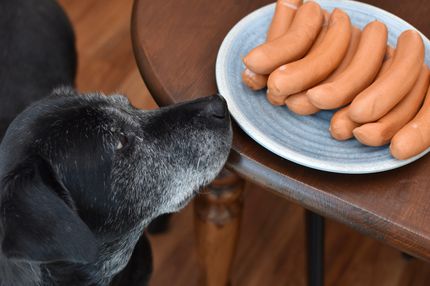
[116,132,129,150]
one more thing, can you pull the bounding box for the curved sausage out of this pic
[284,94,320,115]
[390,82,430,160]
[267,0,303,41]
[266,88,285,105]
[270,10,330,107]
[330,47,396,142]
[243,1,323,74]
[330,105,360,141]
[242,0,303,90]
[307,10,330,52]
[307,21,387,110]
[285,25,361,114]
[353,65,430,146]
[267,9,351,101]
[348,30,425,123]
[319,26,362,82]
[375,46,395,78]
[242,69,269,91]
[385,45,395,58]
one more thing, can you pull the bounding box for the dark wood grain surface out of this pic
[131,0,430,261]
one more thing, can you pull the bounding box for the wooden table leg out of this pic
[306,210,325,286]
[194,169,244,286]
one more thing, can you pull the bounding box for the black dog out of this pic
[0,0,232,285]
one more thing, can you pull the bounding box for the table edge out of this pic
[227,150,430,261]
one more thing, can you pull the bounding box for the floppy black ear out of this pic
[1,155,98,264]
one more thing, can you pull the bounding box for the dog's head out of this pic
[0,88,232,265]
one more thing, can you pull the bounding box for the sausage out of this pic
[353,65,430,146]
[242,69,269,91]
[270,10,330,107]
[348,30,425,123]
[267,0,303,41]
[307,21,388,110]
[375,46,395,78]
[385,45,395,59]
[284,93,320,114]
[329,105,360,140]
[242,0,303,90]
[390,81,430,160]
[285,25,361,114]
[267,9,351,101]
[330,47,396,142]
[320,26,362,82]
[266,88,285,105]
[243,1,323,74]
[307,10,330,53]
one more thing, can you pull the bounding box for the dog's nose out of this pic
[202,94,228,119]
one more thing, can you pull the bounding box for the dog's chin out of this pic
[171,198,193,212]
[168,184,208,213]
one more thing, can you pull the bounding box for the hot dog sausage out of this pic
[267,9,351,101]
[243,1,323,74]
[375,46,395,78]
[284,94,320,115]
[284,93,320,115]
[267,0,303,41]
[242,69,269,90]
[330,105,360,141]
[242,0,303,90]
[353,65,430,146]
[269,10,330,107]
[307,21,387,110]
[307,10,330,53]
[348,30,425,123]
[285,25,361,114]
[390,81,430,160]
[329,46,395,141]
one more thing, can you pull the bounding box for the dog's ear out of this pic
[1,155,98,264]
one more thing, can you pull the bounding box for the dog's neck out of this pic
[89,222,147,284]
[0,222,147,286]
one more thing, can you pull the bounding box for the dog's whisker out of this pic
[196,157,201,170]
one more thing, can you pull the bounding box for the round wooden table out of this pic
[131,1,430,285]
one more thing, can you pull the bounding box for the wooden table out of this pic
[131,1,430,285]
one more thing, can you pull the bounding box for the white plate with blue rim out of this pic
[216,0,430,174]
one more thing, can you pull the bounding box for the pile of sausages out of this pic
[242,0,430,160]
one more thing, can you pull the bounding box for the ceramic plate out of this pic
[216,0,430,174]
